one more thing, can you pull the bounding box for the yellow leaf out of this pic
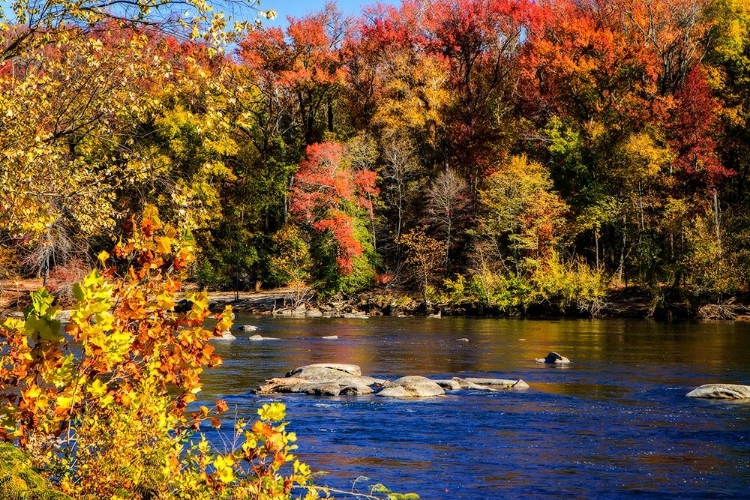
[97,250,110,265]
[56,395,73,409]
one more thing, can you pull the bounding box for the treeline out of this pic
[2,0,750,311]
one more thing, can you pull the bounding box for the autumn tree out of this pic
[400,226,444,301]
[289,141,378,293]
[424,168,471,269]
[0,0,274,61]
[477,155,568,272]
[238,3,348,145]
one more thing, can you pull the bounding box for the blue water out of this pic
[199,317,750,499]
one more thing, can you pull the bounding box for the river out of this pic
[199,316,750,499]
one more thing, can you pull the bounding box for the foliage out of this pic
[289,141,379,293]
[0,207,316,498]
[399,227,444,301]
[4,0,750,307]
[477,155,568,270]
[526,253,607,312]
[0,444,70,499]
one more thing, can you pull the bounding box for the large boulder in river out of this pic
[686,384,750,399]
[286,365,384,386]
[536,352,570,365]
[376,376,445,398]
[257,364,382,396]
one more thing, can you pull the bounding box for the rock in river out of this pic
[536,352,570,365]
[376,376,445,398]
[211,331,236,340]
[257,364,530,398]
[248,334,281,341]
[463,378,530,390]
[258,364,380,396]
[686,384,750,399]
[287,363,362,377]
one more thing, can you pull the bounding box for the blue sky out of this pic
[262,0,399,26]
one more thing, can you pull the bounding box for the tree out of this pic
[400,226,444,301]
[379,135,422,263]
[424,168,471,268]
[0,207,316,497]
[289,141,378,292]
[477,155,568,272]
[0,0,273,61]
[238,3,348,145]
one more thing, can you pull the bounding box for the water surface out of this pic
[200,317,750,499]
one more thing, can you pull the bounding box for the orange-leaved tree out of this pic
[0,206,315,499]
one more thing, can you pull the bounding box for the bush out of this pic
[527,253,607,312]
[0,207,316,499]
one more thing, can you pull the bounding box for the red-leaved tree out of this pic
[290,142,378,274]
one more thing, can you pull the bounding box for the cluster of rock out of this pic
[233,336,750,402]
[256,363,529,398]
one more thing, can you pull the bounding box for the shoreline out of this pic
[3,279,749,322]
[203,288,750,322]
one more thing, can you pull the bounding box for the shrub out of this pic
[0,206,316,499]
[527,252,607,312]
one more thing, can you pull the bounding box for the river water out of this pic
[199,317,750,499]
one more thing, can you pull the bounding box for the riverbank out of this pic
[3,279,749,321]
[203,286,750,322]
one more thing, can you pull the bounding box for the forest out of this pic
[1,1,749,498]
[2,0,750,315]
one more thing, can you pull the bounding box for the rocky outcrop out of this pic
[287,363,362,377]
[256,364,530,398]
[258,364,381,396]
[536,352,570,365]
[686,384,750,399]
[376,376,445,398]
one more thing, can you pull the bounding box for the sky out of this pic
[262,0,399,26]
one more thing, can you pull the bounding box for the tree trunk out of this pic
[714,189,721,253]
[618,214,627,283]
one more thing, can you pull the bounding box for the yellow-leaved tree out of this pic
[0,206,317,499]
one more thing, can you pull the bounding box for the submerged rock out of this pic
[248,334,280,341]
[686,384,750,399]
[536,352,570,365]
[211,331,236,340]
[237,324,258,331]
[457,338,469,342]
[463,378,530,390]
[433,379,463,391]
[377,376,445,398]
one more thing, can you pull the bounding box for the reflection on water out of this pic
[201,317,750,499]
